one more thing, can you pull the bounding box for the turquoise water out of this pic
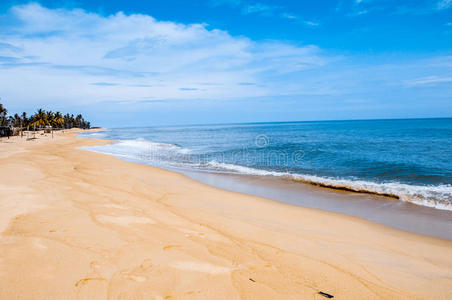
[81,118,452,210]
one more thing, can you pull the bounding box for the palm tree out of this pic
[75,114,83,128]
[46,111,54,125]
[21,112,28,128]
[0,105,92,134]
[51,112,64,128]
[0,103,7,126]
[30,109,50,128]
[13,113,21,127]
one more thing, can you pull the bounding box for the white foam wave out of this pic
[83,138,191,161]
[205,161,452,211]
[118,138,189,152]
[93,133,108,138]
[82,142,452,211]
[78,131,108,138]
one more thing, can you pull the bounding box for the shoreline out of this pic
[79,129,452,213]
[177,169,452,240]
[0,130,451,299]
[81,133,452,240]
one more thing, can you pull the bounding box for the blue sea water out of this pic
[80,118,452,210]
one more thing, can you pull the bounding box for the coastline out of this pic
[177,169,452,240]
[0,130,451,299]
[81,130,452,240]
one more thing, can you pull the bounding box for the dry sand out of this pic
[0,130,451,299]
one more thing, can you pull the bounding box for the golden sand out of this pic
[0,130,451,299]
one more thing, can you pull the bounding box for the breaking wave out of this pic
[204,161,452,211]
[83,138,452,211]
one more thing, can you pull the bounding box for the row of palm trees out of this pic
[0,103,91,129]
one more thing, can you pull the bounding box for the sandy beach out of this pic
[0,130,451,299]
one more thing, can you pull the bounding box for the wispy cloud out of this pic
[0,3,328,106]
[210,0,317,24]
[280,12,297,19]
[347,0,452,16]
[404,76,452,86]
[0,56,21,63]
[0,42,22,53]
[91,82,119,86]
[303,20,320,27]
[279,12,319,26]
[437,0,452,10]
[1,3,450,123]
[242,3,280,16]
[179,87,199,91]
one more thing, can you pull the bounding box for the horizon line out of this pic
[106,116,452,129]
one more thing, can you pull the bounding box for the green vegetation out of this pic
[0,103,90,129]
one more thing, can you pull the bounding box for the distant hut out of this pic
[0,126,12,138]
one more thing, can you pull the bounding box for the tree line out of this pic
[0,103,91,129]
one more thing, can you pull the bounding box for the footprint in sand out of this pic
[75,262,109,298]
[75,277,106,288]
[140,258,153,270]
[118,258,153,283]
[90,261,101,270]
[163,245,181,250]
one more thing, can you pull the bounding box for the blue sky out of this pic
[0,0,451,126]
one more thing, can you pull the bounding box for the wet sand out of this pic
[0,130,451,299]
[179,170,452,240]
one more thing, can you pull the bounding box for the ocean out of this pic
[80,118,452,211]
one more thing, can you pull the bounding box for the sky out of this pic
[0,0,451,126]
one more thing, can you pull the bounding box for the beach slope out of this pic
[0,130,451,299]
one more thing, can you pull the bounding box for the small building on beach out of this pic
[0,126,12,138]
[0,126,21,137]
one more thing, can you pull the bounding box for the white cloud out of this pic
[242,3,279,15]
[303,21,320,27]
[404,76,452,86]
[280,13,320,26]
[348,0,449,16]
[0,3,328,106]
[281,13,297,19]
[437,0,452,9]
[210,0,309,22]
[1,2,450,122]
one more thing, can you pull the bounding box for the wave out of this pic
[205,161,452,211]
[83,140,452,211]
[117,138,190,152]
[84,138,192,157]
[79,131,108,138]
